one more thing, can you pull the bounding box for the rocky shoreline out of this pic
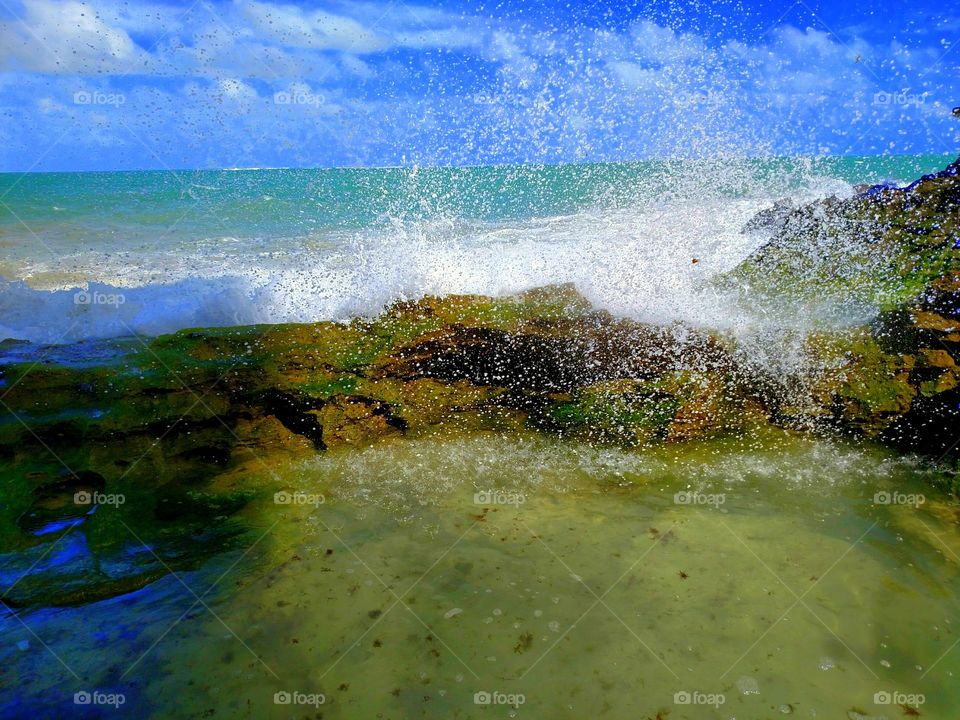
[2,157,958,607]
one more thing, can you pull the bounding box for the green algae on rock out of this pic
[723,157,960,316]
[736,158,960,461]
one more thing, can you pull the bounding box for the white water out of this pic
[0,191,836,344]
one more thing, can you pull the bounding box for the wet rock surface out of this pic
[734,156,960,462]
[723,156,960,316]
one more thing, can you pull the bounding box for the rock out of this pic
[721,156,960,317]
[854,181,900,198]
[316,395,406,447]
[721,156,960,467]
[741,197,794,233]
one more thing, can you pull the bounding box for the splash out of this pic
[0,155,949,344]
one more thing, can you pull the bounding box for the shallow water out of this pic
[2,430,958,719]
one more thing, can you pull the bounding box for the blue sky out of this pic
[0,0,958,171]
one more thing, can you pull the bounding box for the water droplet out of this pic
[736,676,760,695]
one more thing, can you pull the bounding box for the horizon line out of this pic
[1,150,956,176]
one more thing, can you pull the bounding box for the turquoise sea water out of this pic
[0,154,953,343]
[0,155,951,245]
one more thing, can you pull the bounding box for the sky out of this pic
[0,0,958,171]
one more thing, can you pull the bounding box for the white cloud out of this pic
[777,26,849,59]
[486,31,524,63]
[393,27,479,50]
[0,0,144,73]
[36,96,65,113]
[608,61,661,90]
[628,20,707,64]
[217,77,256,99]
[340,53,371,78]
[95,0,187,37]
[0,0,955,168]
[241,0,388,53]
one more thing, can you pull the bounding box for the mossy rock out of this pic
[722,157,960,317]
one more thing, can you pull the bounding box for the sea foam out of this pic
[0,196,778,344]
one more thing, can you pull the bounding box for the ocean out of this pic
[0,154,953,344]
